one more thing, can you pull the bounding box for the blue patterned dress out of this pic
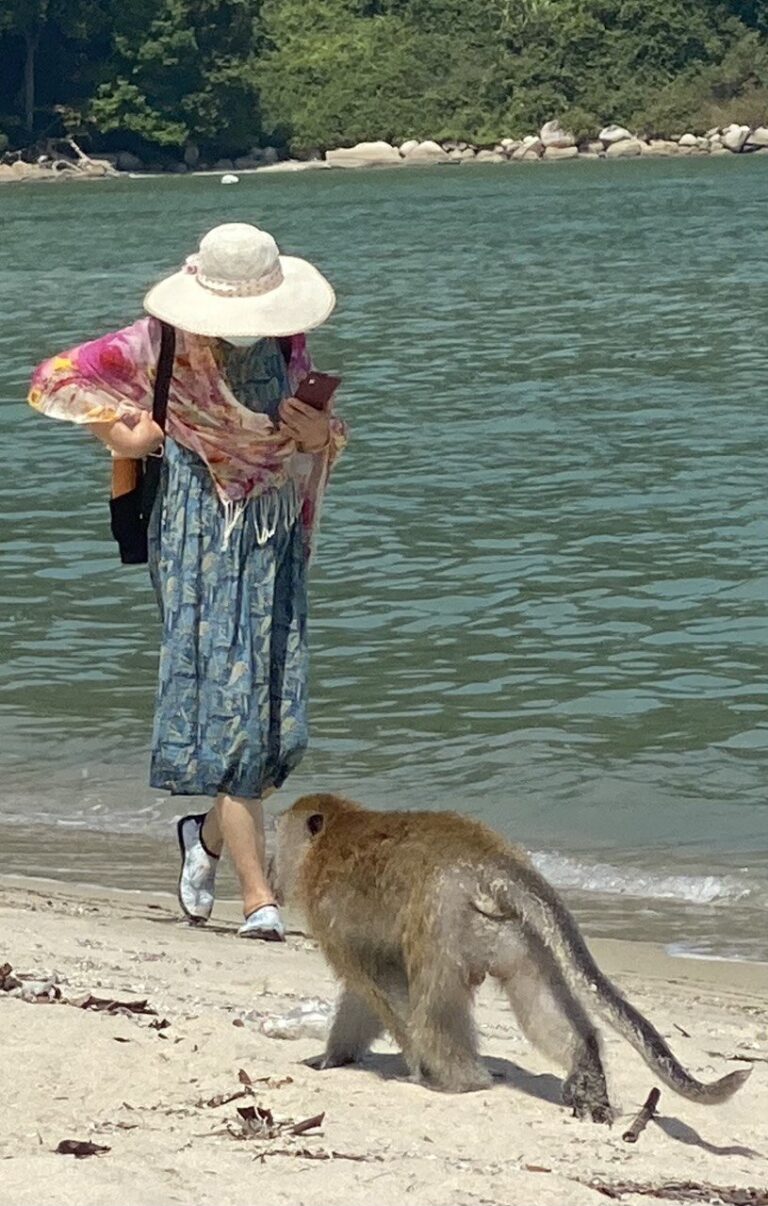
[148,338,308,798]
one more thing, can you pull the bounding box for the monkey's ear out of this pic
[306,813,325,838]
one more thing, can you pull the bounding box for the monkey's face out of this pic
[273,795,342,907]
[272,809,316,906]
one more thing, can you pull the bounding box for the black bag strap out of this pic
[152,321,176,432]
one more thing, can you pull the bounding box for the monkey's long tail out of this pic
[483,861,750,1105]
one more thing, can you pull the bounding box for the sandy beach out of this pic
[1,875,766,1206]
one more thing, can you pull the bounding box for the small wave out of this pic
[532,851,752,905]
[664,943,754,963]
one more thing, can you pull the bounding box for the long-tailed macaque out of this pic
[273,794,749,1122]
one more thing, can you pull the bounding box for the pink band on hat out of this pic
[184,254,284,298]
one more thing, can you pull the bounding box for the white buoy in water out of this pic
[221,173,239,185]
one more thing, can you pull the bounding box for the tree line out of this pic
[1,0,767,160]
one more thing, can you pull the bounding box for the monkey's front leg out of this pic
[307,987,384,1069]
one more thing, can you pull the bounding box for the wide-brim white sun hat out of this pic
[144,222,336,338]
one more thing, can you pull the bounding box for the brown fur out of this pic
[273,794,750,1121]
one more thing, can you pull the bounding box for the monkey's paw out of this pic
[304,1051,359,1071]
[418,1063,494,1094]
[562,1070,615,1125]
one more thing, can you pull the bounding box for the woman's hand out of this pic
[278,398,330,453]
[88,412,165,457]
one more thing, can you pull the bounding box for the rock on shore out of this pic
[325,141,402,168]
[315,119,768,171]
[4,117,768,184]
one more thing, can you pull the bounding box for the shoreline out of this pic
[3,130,768,186]
[3,870,768,982]
[3,814,766,965]
[2,153,767,187]
[2,874,766,1205]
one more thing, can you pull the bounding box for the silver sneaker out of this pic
[176,813,218,923]
[238,904,285,942]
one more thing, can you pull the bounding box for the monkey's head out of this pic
[271,794,362,906]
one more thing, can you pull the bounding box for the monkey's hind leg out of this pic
[496,933,614,1124]
[407,958,492,1094]
[312,986,384,1069]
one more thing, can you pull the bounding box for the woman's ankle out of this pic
[243,894,277,919]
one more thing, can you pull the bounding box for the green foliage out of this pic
[88,0,262,151]
[257,1,505,149]
[631,28,768,132]
[257,0,767,151]
[0,0,766,156]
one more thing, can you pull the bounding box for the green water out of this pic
[1,159,767,958]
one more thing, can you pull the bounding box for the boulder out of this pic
[722,123,750,153]
[261,146,280,165]
[403,139,452,164]
[184,142,200,168]
[398,139,419,156]
[10,159,41,179]
[326,141,401,168]
[606,138,643,157]
[599,124,633,146]
[745,125,768,149]
[213,157,235,171]
[645,140,680,156]
[585,140,604,155]
[678,133,698,147]
[543,145,579,160]
[511,138,543,160]
[166,162,188,174]
[0,164,16,182]
[234,155,265,169]
[474,149,506,163]
[706,126,721,139]
[116,151,144,172]
[500,137,519,150]
[540,120,576,148]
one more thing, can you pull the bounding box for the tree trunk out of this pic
[24,31,38,133]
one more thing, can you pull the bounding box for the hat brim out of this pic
[143,255,336,338]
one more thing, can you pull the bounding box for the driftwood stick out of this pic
[65,136,90,163]
[622,1087,661,1144]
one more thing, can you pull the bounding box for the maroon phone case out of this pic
[294,371,341,411]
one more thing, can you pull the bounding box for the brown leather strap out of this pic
[152,321,176,431]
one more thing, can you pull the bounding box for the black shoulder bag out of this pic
[109,321,176,565]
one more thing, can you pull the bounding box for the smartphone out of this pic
[294,371,341,411]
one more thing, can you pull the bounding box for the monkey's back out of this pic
[297,806,527,965]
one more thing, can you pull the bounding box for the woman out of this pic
[28,222,346,941]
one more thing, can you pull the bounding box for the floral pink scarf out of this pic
[29,316,346,541]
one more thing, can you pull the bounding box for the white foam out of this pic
[532,851,752,905]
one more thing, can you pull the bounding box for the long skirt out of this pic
[147,438,309,798]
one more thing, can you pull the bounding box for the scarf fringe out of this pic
[220,481,301,551]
